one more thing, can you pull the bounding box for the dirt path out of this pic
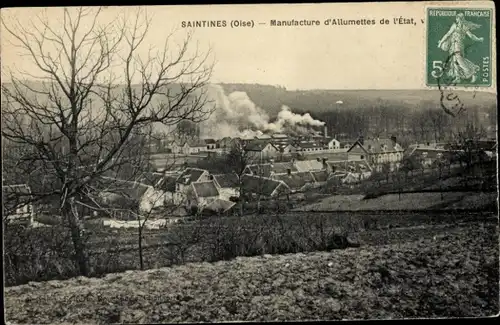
[5,223,498,323]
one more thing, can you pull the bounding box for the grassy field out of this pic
[5,221,498,323]
[295,192,498,211]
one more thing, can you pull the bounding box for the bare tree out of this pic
[1,7,214,276]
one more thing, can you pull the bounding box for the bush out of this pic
[4,212,365,286]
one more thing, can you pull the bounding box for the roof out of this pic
[176,168,207,185]
[246,162,298,176]
[204,139,217,144]
[156,175,179,192]
[213,173,240,188]
[294,159,325,172]
[98,178,152,208]
[244,141,276,152]
[271,133,289,139]
[241,175,290,197]
[348,138,404,154]
[192,181,220,198]
[273,171,316,191]
[136,172,164,187]
[409,148,451,160]
[311,170,329,182]
[326,159,372,173]
[203,198,236,213]
[246,164,272,177]
[296,141,324,149]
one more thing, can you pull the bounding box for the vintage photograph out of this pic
[1,2,498,323]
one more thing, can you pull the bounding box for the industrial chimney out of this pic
[324,125,328,138]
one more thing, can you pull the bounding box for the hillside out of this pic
[5,222,498,323]
[219,83,497,116]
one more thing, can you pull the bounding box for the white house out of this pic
[2,184,34,225]
[326,138,341,150]
[212,173,240,200]
[186,181,220,210]
[347,136,404,171]
[244,141,280,162]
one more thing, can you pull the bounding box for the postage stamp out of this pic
[426,7,493,87]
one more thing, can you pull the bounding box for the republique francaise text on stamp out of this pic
[426,7,492,87]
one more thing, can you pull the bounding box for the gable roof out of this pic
[192,181,220,198]
[136,172,164,187]
[176,168,207,185]
[203,198,236,213]
[97,177,152,209]
[311,170,329,183]
[246,162,298,177]
[213,173,240,188]
[244,141,277,152]
[203,139,217,144]
[348,138,404,154]
[295,141,324,149]
[241,175,290,197]
[294,159,325,172]
[273,171,316,191]
[156,175,178,192]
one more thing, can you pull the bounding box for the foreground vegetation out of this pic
[5,221,498,323]
[4,210,496,287]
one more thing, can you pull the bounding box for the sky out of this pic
[0,2,496,92]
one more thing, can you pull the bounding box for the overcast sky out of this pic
[1,2,496,92]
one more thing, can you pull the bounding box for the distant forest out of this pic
[219,83,497,146]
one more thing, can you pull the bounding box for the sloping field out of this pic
[5,222,498,323]
[296,192,498,211]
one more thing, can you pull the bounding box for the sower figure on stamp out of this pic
[437,13,484,83]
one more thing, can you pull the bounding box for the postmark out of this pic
[426,7,492,88]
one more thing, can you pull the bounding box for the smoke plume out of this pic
[200,84,325,139]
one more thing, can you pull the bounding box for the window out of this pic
[361,155,364,159]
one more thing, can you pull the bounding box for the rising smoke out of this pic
[200,84,325,139]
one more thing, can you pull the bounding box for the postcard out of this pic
[1,1,498,323]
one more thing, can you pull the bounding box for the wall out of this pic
[218,187,239,200]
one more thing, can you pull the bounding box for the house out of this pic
[244,141,279,162]
[347,136,404,171]
[94,178,154,218]
[241,174,290,199]
[244,162,298,177]
[294,159,326,172]
[217,137,233,150]
[204,139,217,150]
[310,170,330,184]
[295,141,324,152]
[326,159,373,181]
[273,171,317,192]
[186,181,220,210]
[202,198,236,215]
[2,184,34,225]
[174,168,210,193]
[326,138,341,150]
[212,173,240,200]
[406,146,454,169]
[275,143,297,155]
[184,139,207,154]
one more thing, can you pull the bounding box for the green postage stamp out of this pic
[426,7,493,87]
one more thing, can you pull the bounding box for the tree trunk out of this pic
[138,222,144,270]
[64,198,89,277]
